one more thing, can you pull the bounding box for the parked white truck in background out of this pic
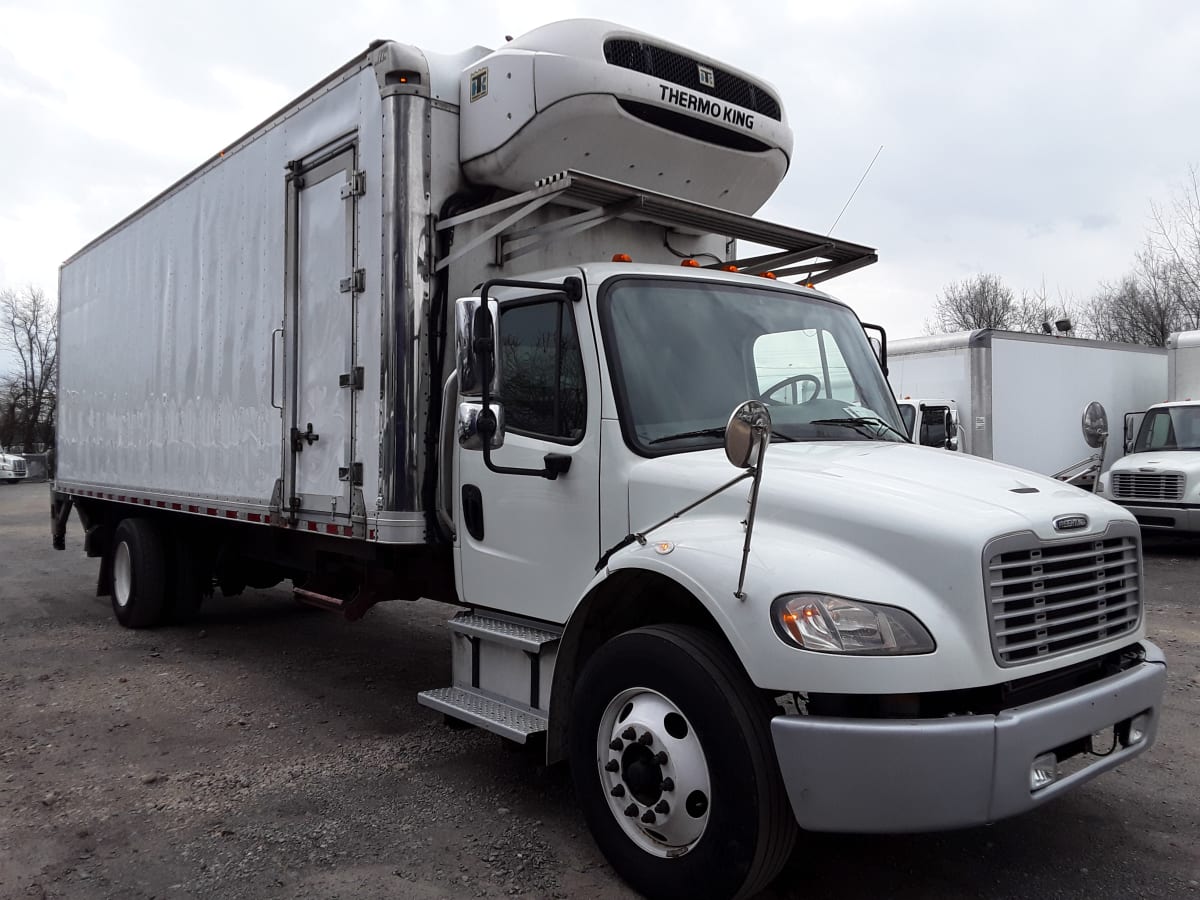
[50,20,1166,899]
[889,330,1166,482]
[1100,330,1200,531]
[1,448,28,484]
[895,397,960,451]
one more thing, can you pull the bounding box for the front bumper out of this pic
[770,641,1166,833]
[1111,501,1200,532]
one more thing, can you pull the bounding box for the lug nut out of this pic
[641,809,656,824]
[624,803,638,818]
[654,751,668,765]
[611,784,625,798]
[609,739,623,751]
[660,777,675,792]
[621,727,637,741]
[638,731,653,745]
[655,800,670,814]
[604,759,620,773]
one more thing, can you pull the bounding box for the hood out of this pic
[1109,450,1200,472]
[617,441,1141,694]
[628,441,1129,550]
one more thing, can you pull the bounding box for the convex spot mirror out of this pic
[725,400,772,469]
[1082,401,1108,449]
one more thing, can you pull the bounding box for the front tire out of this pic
[569,625,796,900]
[110,518,169,628]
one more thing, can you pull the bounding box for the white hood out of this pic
[613,442,1141,694]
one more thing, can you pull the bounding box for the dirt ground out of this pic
[1,480,1197,899]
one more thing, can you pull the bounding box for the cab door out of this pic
[454,274,601,624]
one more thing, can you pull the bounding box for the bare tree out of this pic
[1,285,58,451]
[927,273,1016,332]
[1077,240,1197,346]
[1150,163,1200,303]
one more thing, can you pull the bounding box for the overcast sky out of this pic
[2,0,1198,339]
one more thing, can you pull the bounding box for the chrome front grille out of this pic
[11,459,25,476]
[1110,471,1184,501]
[984,526,1141,667]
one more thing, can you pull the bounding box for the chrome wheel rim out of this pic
[596,687,711,858]
[113,541,132,609]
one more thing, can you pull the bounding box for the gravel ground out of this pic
[1,480,1198,899]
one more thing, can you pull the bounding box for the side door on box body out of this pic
[281,141,362,527]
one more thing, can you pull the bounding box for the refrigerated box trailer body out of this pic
[51,20,1166,900]
[888,330,1167,477]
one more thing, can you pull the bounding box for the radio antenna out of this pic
[827,144,883,236]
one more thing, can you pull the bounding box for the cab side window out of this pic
[499,300,586,442]
[919,405,949,447]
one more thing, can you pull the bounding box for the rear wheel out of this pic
[569,625,796,900]
[110,518,168,628]
[169,532,208,623]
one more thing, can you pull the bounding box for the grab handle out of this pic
[270,327,284,410]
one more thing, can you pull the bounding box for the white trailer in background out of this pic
[1101,330,1200,531]
[888,330,1167,480]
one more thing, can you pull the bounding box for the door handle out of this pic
[291,423,320,452]
[270,327,284,410]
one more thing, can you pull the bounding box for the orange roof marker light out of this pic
[721,265,739,272]
[760,271,777,280]
[680,258,700,267]
[612,253,632,262]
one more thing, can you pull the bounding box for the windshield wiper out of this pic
[808,416,909,442]
[648,426,727,445]
[648,426,798,446]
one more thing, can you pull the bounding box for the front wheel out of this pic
[570,625,796,900]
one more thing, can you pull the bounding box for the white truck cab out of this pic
[896,397,961,450]
[1101,399,1200,530]
[1,448,28,484]
[1101,330,1200,531]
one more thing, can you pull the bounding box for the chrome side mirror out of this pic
[455,296,500,396]
[1082,401,1108,449]
[725,400,772,469]
[458,400,505,450]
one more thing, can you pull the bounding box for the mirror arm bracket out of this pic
[594,470,753,571]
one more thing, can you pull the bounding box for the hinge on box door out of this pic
[341,170,365,199]
[338,462,363,485]
[339,269,365,294]
[339,367,364,390]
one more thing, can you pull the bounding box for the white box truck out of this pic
[1100,329,1200,531]
[51,20,1166,899]
[888,330,1167,482]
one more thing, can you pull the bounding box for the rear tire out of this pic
[569,625,796,900]
[110,518,169,628]
[169,532,207,623]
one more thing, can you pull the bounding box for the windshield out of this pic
[600,277,907,453]
[1134,406,1200,451]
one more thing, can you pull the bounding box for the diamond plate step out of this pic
[448,613,561,651]
[417,687,547,743]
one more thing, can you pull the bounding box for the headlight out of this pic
[771,593,935,655]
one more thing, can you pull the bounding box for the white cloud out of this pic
[0,0,1198,342]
